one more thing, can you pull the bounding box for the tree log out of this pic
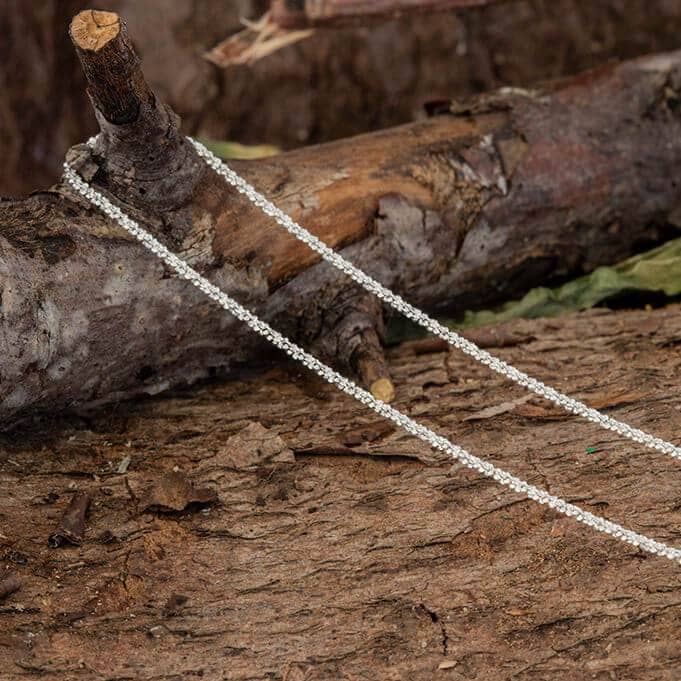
[271,0,507,28]
[3,11,681,425]
[1,304,681,678]
[206,0,508,68]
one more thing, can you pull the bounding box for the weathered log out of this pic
[3,10,681,425]
[271,0,506,28]
[2,305,681,678]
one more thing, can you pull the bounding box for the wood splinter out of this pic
[207,0,506,66]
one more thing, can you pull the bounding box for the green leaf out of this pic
[387,236,681,343]
[455,236,681,329]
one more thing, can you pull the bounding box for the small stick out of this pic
[322,294,396,403]
[70,10,153,125]
[0,575,21,601]
[48,491,91,548]
[68,9,202,210]
[353,327,396,403]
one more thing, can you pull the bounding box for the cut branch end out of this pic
[70,10,120,52]
[67,8,203,210]
[370,377,396,403]
[69,9,152,126]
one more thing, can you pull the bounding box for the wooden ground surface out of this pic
[2,305,681,680]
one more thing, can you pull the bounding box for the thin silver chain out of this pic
[184,137,681,463]
[63,154,681,565]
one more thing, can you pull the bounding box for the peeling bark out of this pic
[4,19,681,423]
[1,305,681,678]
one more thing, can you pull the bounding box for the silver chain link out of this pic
[185,137,681,464]
[63,151,681,565]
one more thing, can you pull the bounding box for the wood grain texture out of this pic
[70,10,120,52]
[1,305,681,679]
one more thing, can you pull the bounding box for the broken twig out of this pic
[205,12,313,67]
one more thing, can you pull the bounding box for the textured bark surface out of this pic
[5,0,681,196]
[2,305,681,679]
[5,45,681,424]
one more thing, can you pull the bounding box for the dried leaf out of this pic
[582,389,648,410]
[162,593,188,617]
[0,575,20,601]
[140,472,218,514]
[117,455,131,474]
[514,403,563,419]
[457,235,681,328]
[199,139,280,160]
[516,390,647,419]
[341,422,395,447]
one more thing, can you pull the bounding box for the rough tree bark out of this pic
[1,304,681,679]
[3,10,681,425]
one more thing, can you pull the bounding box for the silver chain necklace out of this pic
[63,138,681,565]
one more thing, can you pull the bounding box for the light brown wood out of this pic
[370,377,396,402]
[217,114,495,285]
[69,10,120,52]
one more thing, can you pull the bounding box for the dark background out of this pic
[3,0,681,196]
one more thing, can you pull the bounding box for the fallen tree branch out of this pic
[2,10,681,424]
[206,0,506,66]
[270,0,508,28]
